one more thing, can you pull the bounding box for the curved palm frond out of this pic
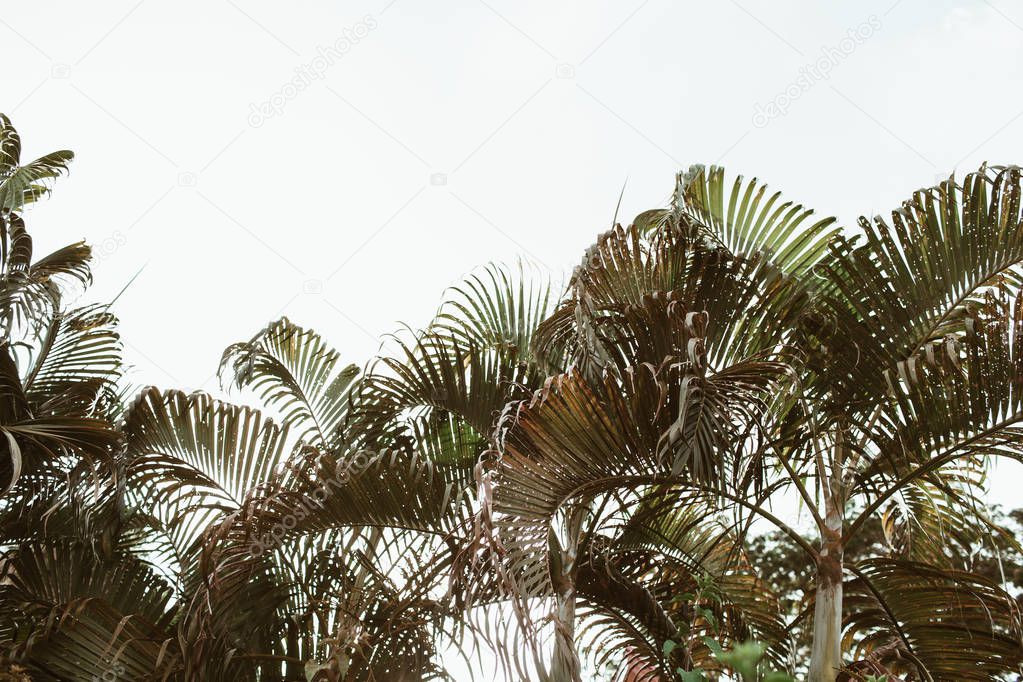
[0,540,176,680]
[806,165,1023,410]
[535,218,818,382]
[0,114,74,214]
[844,558,1023,680]
[674,164,839,276]
[220,317,360,447]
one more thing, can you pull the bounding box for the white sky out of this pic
[5,0,1023,586]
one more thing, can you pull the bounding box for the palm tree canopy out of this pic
[3,111,1022,682]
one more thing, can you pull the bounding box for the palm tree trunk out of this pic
[807,501,844,682]
[284,617,303,681]
[549,578,579,682]
[548,507,586,682]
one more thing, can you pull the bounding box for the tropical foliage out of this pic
[3,114,1023,682]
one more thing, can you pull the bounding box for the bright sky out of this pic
[6,0,1023,626]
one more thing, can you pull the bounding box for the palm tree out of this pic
[749,503,1023,672]
[0,114,129,678]
[0,109,516,678]
[206,266,559,678]
[255,261,795,680]
[480,165,1023,680]
[5,108,1022,681]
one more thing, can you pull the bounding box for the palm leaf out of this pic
[674,164,839,276]
[0,114,73,214]
[844,558,1023,680]
[220,317,359,447]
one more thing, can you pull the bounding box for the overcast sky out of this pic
[5,1,1023,509]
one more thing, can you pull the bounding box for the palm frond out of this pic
[806,165,1023,409]
[0,541,175,679]
[845,558,1023,680]
[0,114,73,213]
[220,317,359,447]
[674,164,839,276]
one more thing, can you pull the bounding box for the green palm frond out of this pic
[351,329,516,470]
[0,541,175,680]
[123,387,291,512]
[119,387,294,635]
[23,305,122,411]
[806,165,1023,408]
[220,317,360,447]
[432,262,557,374]
[0,114,73,214]
[674,164,839,276]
